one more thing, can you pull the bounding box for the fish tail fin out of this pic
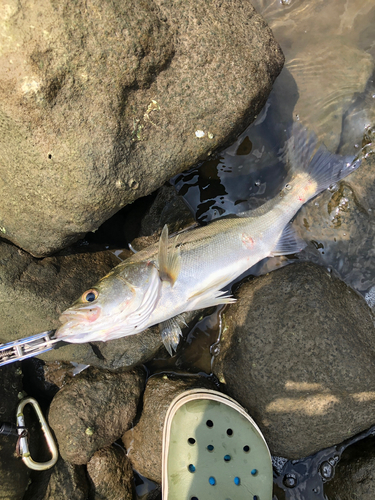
[287,122,362,200]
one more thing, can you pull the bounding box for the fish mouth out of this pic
[58,306,101,326]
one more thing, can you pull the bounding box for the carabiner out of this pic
[16,397,58,470]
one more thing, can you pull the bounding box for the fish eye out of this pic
[82,289,99,302]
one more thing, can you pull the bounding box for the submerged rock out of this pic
[123,373,217,483]
[49,366,145,464]
[252,0,375,153]
[213,262,375,458]
[0,0,283,257]
[87,446,134,500]
[295,154,375,296]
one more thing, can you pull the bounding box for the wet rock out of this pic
[139,185,196,237]
[295,153,375,296]
[49,366,145,464]
[87,446,134,500]
[213,262,375,459]
[324,435,375,500]
[23,456,89,500]
[0,0,283,257]
[0,364,29,500]
[123,373,217,482]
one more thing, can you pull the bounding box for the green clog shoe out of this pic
[162,389,273,500]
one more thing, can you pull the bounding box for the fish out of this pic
[55,123,362,354]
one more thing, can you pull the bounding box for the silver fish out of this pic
[55,124,361,354]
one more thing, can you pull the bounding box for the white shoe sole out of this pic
[162,388,273,500]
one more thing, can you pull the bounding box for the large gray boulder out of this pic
[0,0,284,256]
[213,262,375,459]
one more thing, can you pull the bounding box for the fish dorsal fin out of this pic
[270,223,306,257]
[160,317,183,355]
[158,225,181,286]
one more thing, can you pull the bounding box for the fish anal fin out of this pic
[160,318,183,356]
[270,223,306,257]
[158,224,181,286]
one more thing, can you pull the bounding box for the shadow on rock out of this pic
[213,262,375,459]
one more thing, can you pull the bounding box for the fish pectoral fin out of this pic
[187,279,236,311]
[158,224,181,287]
[160,318,183,356]
[270,223,306,257]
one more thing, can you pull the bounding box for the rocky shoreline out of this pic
[1,0,375,499]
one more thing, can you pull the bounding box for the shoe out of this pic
[162,388,273,500]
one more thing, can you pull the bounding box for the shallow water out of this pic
[172,0,375,301]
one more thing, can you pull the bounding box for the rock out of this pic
[213,262,375,459]
[123,373,217,482]
[324,435,375,500]
[0,0,283,257]
[295,153,375,296]
[0,238,168,370]
[139,185,196,237]
[43,324,165,371]
[87,446,134,500]
[49,366,145,464]
[0,364,29,500]
[43,361,77,389]
[23,457,89,500]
